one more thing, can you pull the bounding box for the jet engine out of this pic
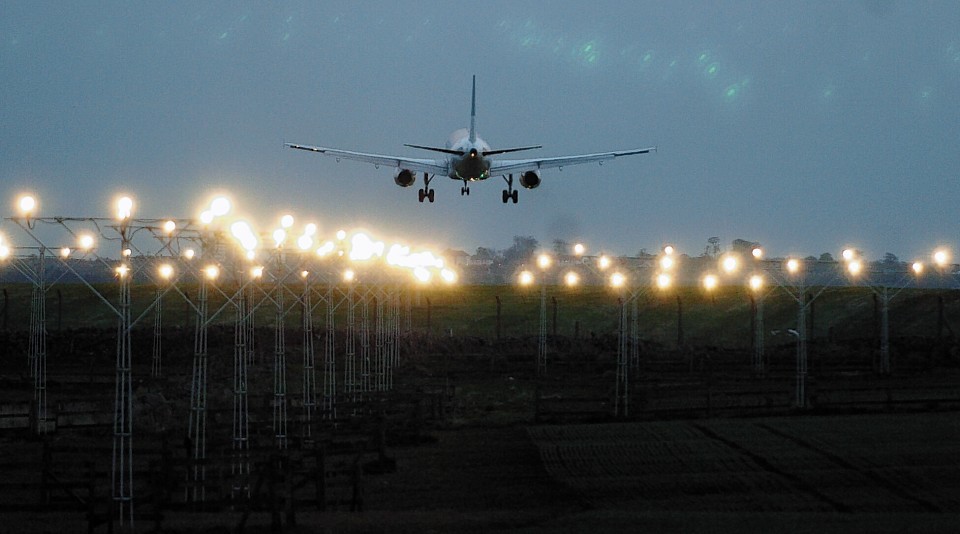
[519,170,541,189]
[393,168,416,187]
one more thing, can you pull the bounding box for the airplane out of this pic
[286,76,656,204]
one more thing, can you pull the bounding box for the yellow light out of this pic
[749,274,764,291]
[786,258,800,273]
[343,269,356,283]
[349,232,385,261]
[912,261,924,275]
[230,220,258,251]
[273,229,286,247]
[122,248,132,257]
[598,255,611,270]
[199,210,214,225]
[245,250,256,261]
[78,234,95,250]
[183,248,196,260]
[250,266,264,279]
[660,255,674,270]
[752,247,763,259]
[847,259,862,276]
[663,245,675,256]
[656,273,672,289]
[933,249,949,267]
[18,195,36,215]
[440,268,457,284]
[158,263,174,280]
[842,248,855,261]
[60,247,70,258]
[564,271,580,287]
[163,220,176,234]
[300,270,309,279]
[116,264,130,278]
[336,229,347,241]
[721,255,738,274]
[0,245,9,260]
[519,270,535,286]
[537,253,552,270]
[573,243,585,256]
[204,265,220,280]
[304,223,317,236]
[413,266,431,283]
[297,234,313,251]
[316,241,335,257]
[703,274,718,291]
[116,196,133,220]
[210,196,231,217]
[280,214,294,229]
[610,272,626,288]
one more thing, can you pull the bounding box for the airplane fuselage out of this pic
[446,129,491,181]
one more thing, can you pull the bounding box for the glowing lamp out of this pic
[122,248,132,257]
[751,247,763,259]
[721,255,738,273]
[598,255,611,270]
[116,196,133,220]
[297,234,313,251]
[78,234,95,250]
[183,248,196,260]
[564,271,580,287]
[912,261,924,275]
[60,247,71,259]
[656,273,672,289]
[660,256,674,270]
[573,243,585,256]
[413,266,431,283]
[663,245,675,256]
[163,220,176,234]
[116,264,130,278]
[280,214,294,229]
[203,265,220,280]
[304,223,317,236]
[158,264,174,280]
[250,266,264,279]
[210,196,231,217]
[0,245,9,260]
[786,258,800,274]
[272,229,286,248]
[518,270,535,286]
[199,210,214,225]
[842,249,855,261]
[610,272,626,288]
[933,249,949,268]
[18,195,36,216]
[440,268,457,284]
[300,270,309,279]
[847,259,862,276]
[537,253,552,270]
[749,274,764,291]
[703,274,718,291]
[343,269,356,283]
[336,229,347,241]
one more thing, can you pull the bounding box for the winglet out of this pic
[469,75,477,144]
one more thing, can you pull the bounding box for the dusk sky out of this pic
[2,1,959,261]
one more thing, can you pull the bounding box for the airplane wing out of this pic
[490,147,656,175]
[286,143,449,176]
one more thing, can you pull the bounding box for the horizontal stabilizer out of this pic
[404,144,465,156]
[483,145,542,156]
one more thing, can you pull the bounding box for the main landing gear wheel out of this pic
[418,188,435,203]
[502,189,518,204]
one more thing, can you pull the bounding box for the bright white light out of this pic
[752,247,763,259]
[297,234,313,251]
[610,272,626,288]
[200,210,214,225]
[163,220,176,234]
[250,266,264,279]
[316,241,335,257]
[272,229,286,248]
[519,270,534,286]
[847,260,862,276]
[413,266,431,283]
[663,245,675,256]
[183,248,196,260]
[0,245,9,260]
[18,195,36,215]
[122,248,132,257]
[537,253,552,270]
[564,271,580,287]
[158,264,174,280]
[280,214,294,229]
[116,196,133,220]
[933,249,949,267]
[749,274,764,291]
[656,273,672,289]
[300,270,309,279]
[842,248,855,261]
[78,234,95,250]
[598,255,611,270]
[343,269,356,283]
[349,233,385,261]
[230,221,258,251]
[336,229,347,241]
[786,258,800,273]
[721,255,738,273]
[659,256,674,271]
[440,268,457,284]
[210,196,231,217]
[245,250,256,261]
[203,265,220,280]
[573,243,585,256]
[912,262,924,275]
[60,247,70,258]
[703,274,718,291]
[304,223,317,236]
[116,264,130,278]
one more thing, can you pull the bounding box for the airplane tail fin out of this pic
[469,75,477,144]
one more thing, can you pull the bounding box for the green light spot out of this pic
[705,62,719,78]
[219,32,228,40]
[723,83,740,101]
[698,52,709,63]
[643,53,652,62]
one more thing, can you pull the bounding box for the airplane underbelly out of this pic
[452,158,490,181]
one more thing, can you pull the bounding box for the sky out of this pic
[2,1,959,261]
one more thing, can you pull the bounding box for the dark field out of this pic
[1,283,959,532]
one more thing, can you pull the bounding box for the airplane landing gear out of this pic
[460,185,470,196]
[419,173,435,203]
[501,174,518,204]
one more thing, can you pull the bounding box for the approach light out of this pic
[122,248,132,257]
[183,248,196,260]
[703,274,718,291]
[210,196,231,217]
[250,266,264,279]
[280,214,294,229]
[847,259,862,276]
[349,232,385,261]
[297,234,313,251]
[304,223,317,236]
[663,245,675,256]
[163,220,176,234]
[610,272,626,288]
[316,241,335,257]
[116,264,130,278]
[749,274,764,291]
[158,264,174,280]
[230,221,258,251]
[573,243,585,256]
[343,269,356,283]
[912,261,924,275]
[564,271,580,287]
[245,250,256,261]
[116,196,133,220]
[203,265,220,280]
[413,266,431,283]
[300,270,309,279]
[78,234,95,250]
[659,256,674,270]
[751,247,763,259]
[842,248,855,261]
[721,255,738,274]
[0,245,9,260]
[598,255,612,270]
[18,195,36,216]
[272,229,286,248]
[537,253,552,270]
[60,247,70,259]
[336,229,347,241]
[199,210,214,225]
[786,258,800,274]
[656,273,672,289]
[440,268,457,284]
[518,270,535,286]
[933,249,949,268]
